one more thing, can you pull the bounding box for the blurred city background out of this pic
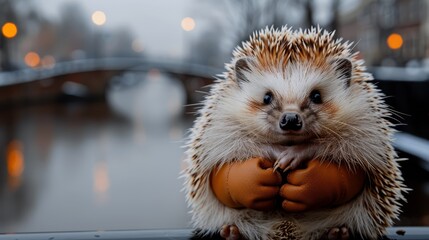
[0,0,429,235]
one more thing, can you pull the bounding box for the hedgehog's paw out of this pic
[326,226,349,240]
[220,225,242,240]
[274,150,301,172]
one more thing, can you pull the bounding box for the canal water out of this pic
[0,72,428,233]
[0,72,193,233]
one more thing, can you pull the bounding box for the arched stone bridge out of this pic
[0,57,224,105]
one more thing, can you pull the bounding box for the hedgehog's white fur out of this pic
[182,26,407,240]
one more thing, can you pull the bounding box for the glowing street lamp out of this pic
[92,11,106,26]
[24,51,40,68]
[387,33,403,50]
[2,22,18,39]
[181,17,195,31]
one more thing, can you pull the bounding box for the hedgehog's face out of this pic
[227,57,354,145]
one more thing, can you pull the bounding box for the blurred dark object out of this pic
[371,66,429,172]
[372,67,429,139]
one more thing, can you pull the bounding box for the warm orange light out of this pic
[7,140,24,178]
[92,11,106,26]
[24,52,40,67]
[181,17,195,31]
[94,162,109,193]
[2,22,18,38]
[387,33,403,50]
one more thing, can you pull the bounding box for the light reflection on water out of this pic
[0,72,192,233]
[6,140,25,191]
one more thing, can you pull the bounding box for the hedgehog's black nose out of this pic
[280,113,302,131]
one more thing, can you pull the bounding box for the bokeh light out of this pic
[181,17,195,31]
[41,55,56,68]
[94,161,109,194]
[24,52,41,68]
[387,33,403,50]
[92,11,107,26]
[1,22,18,38]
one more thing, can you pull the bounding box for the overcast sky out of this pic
[37,0,198,58]
[34,0,360,60]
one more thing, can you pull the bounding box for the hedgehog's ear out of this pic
[234,57,255,83]
[333,58,352,87]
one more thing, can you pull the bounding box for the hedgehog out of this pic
[182,26,407,240]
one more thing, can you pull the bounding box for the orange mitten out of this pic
[280,159,366,212]
[210,157,282,211]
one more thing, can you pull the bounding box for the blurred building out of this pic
[0,1,142,71]
[339,0,428,67]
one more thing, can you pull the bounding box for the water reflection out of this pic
[94,160,110,204]
[6,140,24,190]
[0,72,191,233]
[108,69,186,126]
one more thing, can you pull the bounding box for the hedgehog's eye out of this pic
[310,90,322,104]
[263,92,273,105]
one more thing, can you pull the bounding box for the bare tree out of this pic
[187,0,291,66]
[186,0,344,68]
[305,0,341,32]
[56,3,92,59]
[217,0,292,51]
